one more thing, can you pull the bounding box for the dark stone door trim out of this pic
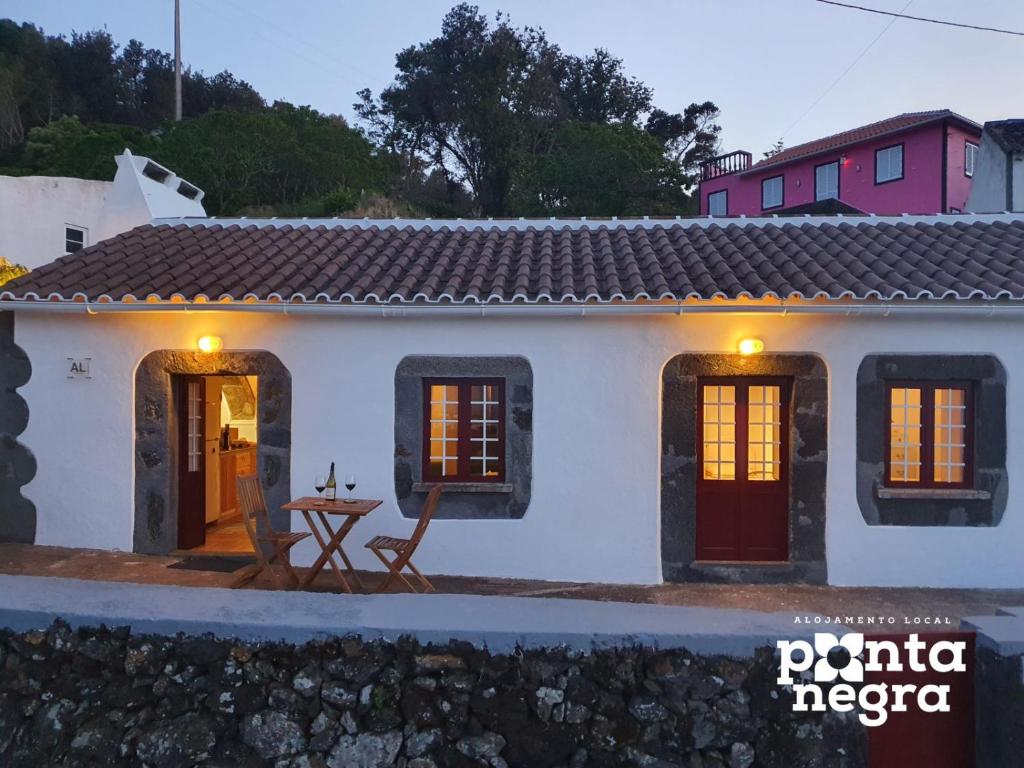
[661,354,828,584]
[134,350,291,554]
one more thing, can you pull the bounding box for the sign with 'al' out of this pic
[67,358,92,379]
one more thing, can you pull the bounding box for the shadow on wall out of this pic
[0,312,36,543]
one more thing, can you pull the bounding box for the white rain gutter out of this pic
[0,300,1022,318]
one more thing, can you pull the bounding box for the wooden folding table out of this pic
[282,496,382,593]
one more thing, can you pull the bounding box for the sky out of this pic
[4,0,1024,157]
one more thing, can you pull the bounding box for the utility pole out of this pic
[173,0,182,121]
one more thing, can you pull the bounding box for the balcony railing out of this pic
[700,150,752,182]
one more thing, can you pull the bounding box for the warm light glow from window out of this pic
[197,335,223,354]
[890,387,922,482]
[748,385,781,481]
[702,385,736,480]
[738,338,764,356]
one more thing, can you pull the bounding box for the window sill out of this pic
[877,488,991,501]
[413,482,513,494]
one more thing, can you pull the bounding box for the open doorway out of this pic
[176,374,259,555]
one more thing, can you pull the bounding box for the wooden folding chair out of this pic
[365,484,442,593]
[230,474,311,590]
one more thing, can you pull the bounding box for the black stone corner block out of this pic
[856,353,1008,527]
[393,355,533,520]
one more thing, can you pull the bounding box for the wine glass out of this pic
[314,475,326,498]
[344,473,356,501]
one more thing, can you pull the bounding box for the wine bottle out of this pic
[325,462,337,501]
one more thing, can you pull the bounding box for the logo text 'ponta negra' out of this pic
[776,633,968,726]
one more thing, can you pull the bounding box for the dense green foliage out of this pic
[357,4,721,216]
[0,6,721,217]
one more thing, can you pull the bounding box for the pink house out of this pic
[699,110,981,217]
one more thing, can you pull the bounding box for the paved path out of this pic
[0,574,828,656]
[0,543,1021,627]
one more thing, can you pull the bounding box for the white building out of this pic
[1,214,1023,589]
[0,150,205,269]
[966,120,1024,214]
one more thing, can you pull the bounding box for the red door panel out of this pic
[867,632,974,768]
[696,378,789,562]
[177,375,206,549]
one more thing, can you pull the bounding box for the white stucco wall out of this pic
[0,176,110,268]
[12,309,1024,588]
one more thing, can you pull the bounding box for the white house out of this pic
[1,213,1022,589]
[966,120,1024,214]
[0,150,205,269]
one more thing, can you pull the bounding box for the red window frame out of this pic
[885,381,974,489]
[422,378,506,483]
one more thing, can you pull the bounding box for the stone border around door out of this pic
[660,353,828,584]
[133,350,291,555]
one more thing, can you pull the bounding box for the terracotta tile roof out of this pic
[4,215,1024,305]
[986,120,1024,155]
[749,110,981,173]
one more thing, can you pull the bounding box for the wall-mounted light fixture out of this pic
[197,335,223,354]
[737,337,764,356]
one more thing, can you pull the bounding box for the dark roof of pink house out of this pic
[748,110,981,173]
[3,215,1024,305]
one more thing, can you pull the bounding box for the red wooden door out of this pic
[867,632,975,768]
[177,375,206,549]
[696,378,790,561]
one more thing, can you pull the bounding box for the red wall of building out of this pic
[700,121,980,216]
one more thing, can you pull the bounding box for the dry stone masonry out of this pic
[0,621,866,767]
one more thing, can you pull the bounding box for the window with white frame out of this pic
[761,176,783,210]
[815,162,839,200]
[707,189,728,216]
[65,225,86,253]
[965,141,978,177]
[875,145,904,184]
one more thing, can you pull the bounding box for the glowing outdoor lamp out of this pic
[737,337,764,356]
[197,335,223,354]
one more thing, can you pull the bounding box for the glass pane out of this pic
[702,385,736,480]
[889,387,922,483]
[429,384,459,476]
[933,387,967,484]
[748,385,781,481]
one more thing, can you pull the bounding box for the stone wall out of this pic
[974,646,1024,768]
[0,312,36,543]
[0,621,866,768]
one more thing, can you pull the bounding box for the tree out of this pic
[510,122,687,216]
[763,138,785,159]
[357,3,721,216]
[14,115,154,178]
[0,256,28,285]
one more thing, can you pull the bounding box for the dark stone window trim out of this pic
[395,356,532,520]
[134,350,291,554]
[660,354,827,585]
[856,354,1007,526]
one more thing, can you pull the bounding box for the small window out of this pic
[423,378,505,482]
[707,189,728,216]
[875,145,904,184]
[965,141,978,177]
[761,175,784,210]
[65,226,86,254]
[887,383,972,488]
[815,161,839,201]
